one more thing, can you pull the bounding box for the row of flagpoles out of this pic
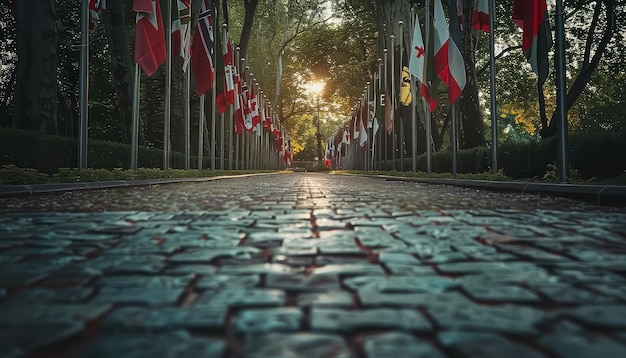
[79,0,294,172]
[324,0,568,182]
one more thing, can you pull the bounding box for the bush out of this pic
[0,165,50,185]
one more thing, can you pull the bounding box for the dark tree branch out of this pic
[476,45,522,77]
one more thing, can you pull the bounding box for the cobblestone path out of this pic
[1,173,626,357]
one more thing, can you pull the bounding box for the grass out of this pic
[1,165,625,186]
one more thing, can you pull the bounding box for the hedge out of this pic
[2,127,625,180]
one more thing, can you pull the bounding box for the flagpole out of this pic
[424,0,432,175]
[198,95,205,169]
[235,47,241,170]
[449,0,458,177]
[383,48,388,171]
[79,0,89,171]
[489,0,498,174]
[163,0,172,170]
[410,6,417,173]
[398,20,405,172]
[555,0,568,183]
[184,64,191,170]
[364,81,371,170]
[131,63,141,171]
[390,35,396,171]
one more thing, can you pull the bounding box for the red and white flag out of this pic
[512,0,552,84]
[172,0,192,71]
[448,0,467,104]
[408,13,438,112]
[216,37,236,113]
[89,0,106,31]
[433,0,450,85]
[134,0,166,77]
[433,0,465,104]
[191,0,215,96]
[472,0,490,32]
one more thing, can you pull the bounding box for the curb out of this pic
[355,174,626,207]
[0,172,280,197]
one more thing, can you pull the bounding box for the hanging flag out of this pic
[448,0,467,104]
[241,72,254,132]
[216,37,236,113]
[472,0,490,32]
[384,89,393,134]
[352,105,360,141]
[512,0,552,84]
[360,98,369,147]
[191,0,215,96]
[433,0,450,85]
[89,0,106,31]
[408,13,438,112]
[134,0,166,77]
[172,0,192,71]
[372,115,380,137]
[400,66,412,106]
[233,60,244,135]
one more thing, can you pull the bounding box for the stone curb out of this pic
[352,174,626,206]
[0,172,281,197]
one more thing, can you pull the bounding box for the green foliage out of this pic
[0,165,50,185]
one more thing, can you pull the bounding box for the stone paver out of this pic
[1,173,625,356]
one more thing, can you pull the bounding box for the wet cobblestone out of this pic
[1,173,626,356]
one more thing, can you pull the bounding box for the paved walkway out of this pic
[1,173,626,357]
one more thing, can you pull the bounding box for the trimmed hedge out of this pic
[380,134,625,180]
[1,127,204,173]
[2,127,624,180]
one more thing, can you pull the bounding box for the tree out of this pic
[12,0,58,134]
[541,0,621,137]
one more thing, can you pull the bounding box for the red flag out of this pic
[191,0,215,96]
[233,67,244,135]
[433,0,450,85]
[134,0,166,77]
[448,0,466,104]
[512,0,552,84]
[472,0,490,32]
[240,72,253,132]
[89,0,106,31]
[172,0,192,71]
[216,37,236,113]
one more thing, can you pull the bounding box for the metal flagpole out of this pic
[390,35,396,171]
[210,16,217,170]
[410,5,418,172]
[364,81,372,170]
[79,0,89,170]
[383,48,388,171]
[449,0,458,177]
[424,0,432,175]
[198,95,205,169]
[163,0,172,170]
[555,0,568,183]
[220,112,225,169]
[131,64,141,170]
[489,0,498,174]
[377,58,382,170]
[184,65,191,170]
[235,47,241,170]
[398,20,405,172]
[228,37,234,170]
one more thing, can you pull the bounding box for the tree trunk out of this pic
[458,7,485,149]
[170,63,186,154]
[238,0,259,60]
[103,0,134,144]
[13,0,58,134]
